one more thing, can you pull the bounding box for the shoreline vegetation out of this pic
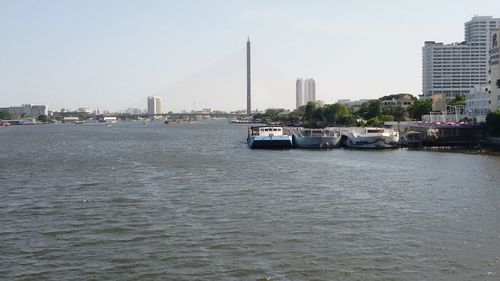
[253,94,431,128]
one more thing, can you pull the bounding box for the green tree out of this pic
[0,111,12,120]
[379,115,395,122]
[486,110,500,137]
[392,106,407,121]
[325,103,355,126]
[303,102,317,124]
[358,100,382,120]
[288,107,304,123]
[366,117,382,127]
[408,99,432,120]
[448,95,466,106]
[37,114,48,122]
[252,113,263,121]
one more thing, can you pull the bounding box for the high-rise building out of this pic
[296,78,316,108]
[422,16,500,100]
[296,78,304,108]
[147,96,162,116]
[490,28,500,112]
[305,78,316,103]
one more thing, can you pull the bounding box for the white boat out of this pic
[103,117,117,124]
[247,126,293,149]
[292,128,341,148]
[343,127,400,148]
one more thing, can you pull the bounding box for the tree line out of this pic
[254,94,434,127]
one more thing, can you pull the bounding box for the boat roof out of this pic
[250,125,283,129]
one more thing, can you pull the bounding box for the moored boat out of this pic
[343,127,399,148]
[292,128,341,148]
[0,120,11,127]
[247,126,293,149]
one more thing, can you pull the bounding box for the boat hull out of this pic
[247,135,293,149]
[293,135,341,148]
[344,136,399,148]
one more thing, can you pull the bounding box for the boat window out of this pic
[273,128,278,131]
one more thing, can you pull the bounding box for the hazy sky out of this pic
[1,0,500,112]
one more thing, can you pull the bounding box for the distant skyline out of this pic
[2,0,500,112]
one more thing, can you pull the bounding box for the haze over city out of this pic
[2,0,500,112]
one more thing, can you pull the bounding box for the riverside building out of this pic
[490,28,500,112]
[0,104,48,118]
[422,16,500,100]
[465,28,500,119]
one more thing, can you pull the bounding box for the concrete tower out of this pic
[296,78,304,108]
[303,78,316,104]
[246,38,251,115]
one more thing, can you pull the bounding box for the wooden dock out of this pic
[406,123,485,148]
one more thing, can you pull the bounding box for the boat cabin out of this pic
[249,126,284,136]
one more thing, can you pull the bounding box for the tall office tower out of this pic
[147,96,162,115]
[307,78,316,102]
[246,38,251,115]
[490,29,500,112]
[422,16,500,100]
[303,78,317,104]
[296,78,304,108]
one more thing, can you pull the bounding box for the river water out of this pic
[0,120,499,281]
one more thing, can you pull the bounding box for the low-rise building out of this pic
[380,94,415,109]
[466,85,491,116]
[2,104,48,118]
[77,107,93,114]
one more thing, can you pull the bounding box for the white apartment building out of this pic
[422,16,500,100]
[147,96,162,116]
[465,28,500,118]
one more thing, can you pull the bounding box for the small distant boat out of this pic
[165,119,193,124]
[74,120,84,124]
[247,126,293,149]
[343,127,399,148]
[292,128,341,148]
[104,117,117,124]
[0,120,11,127]
[229,118,253,124]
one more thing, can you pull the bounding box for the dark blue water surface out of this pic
[1,120,499,281]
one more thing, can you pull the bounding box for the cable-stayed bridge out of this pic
[126,43,295,113]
